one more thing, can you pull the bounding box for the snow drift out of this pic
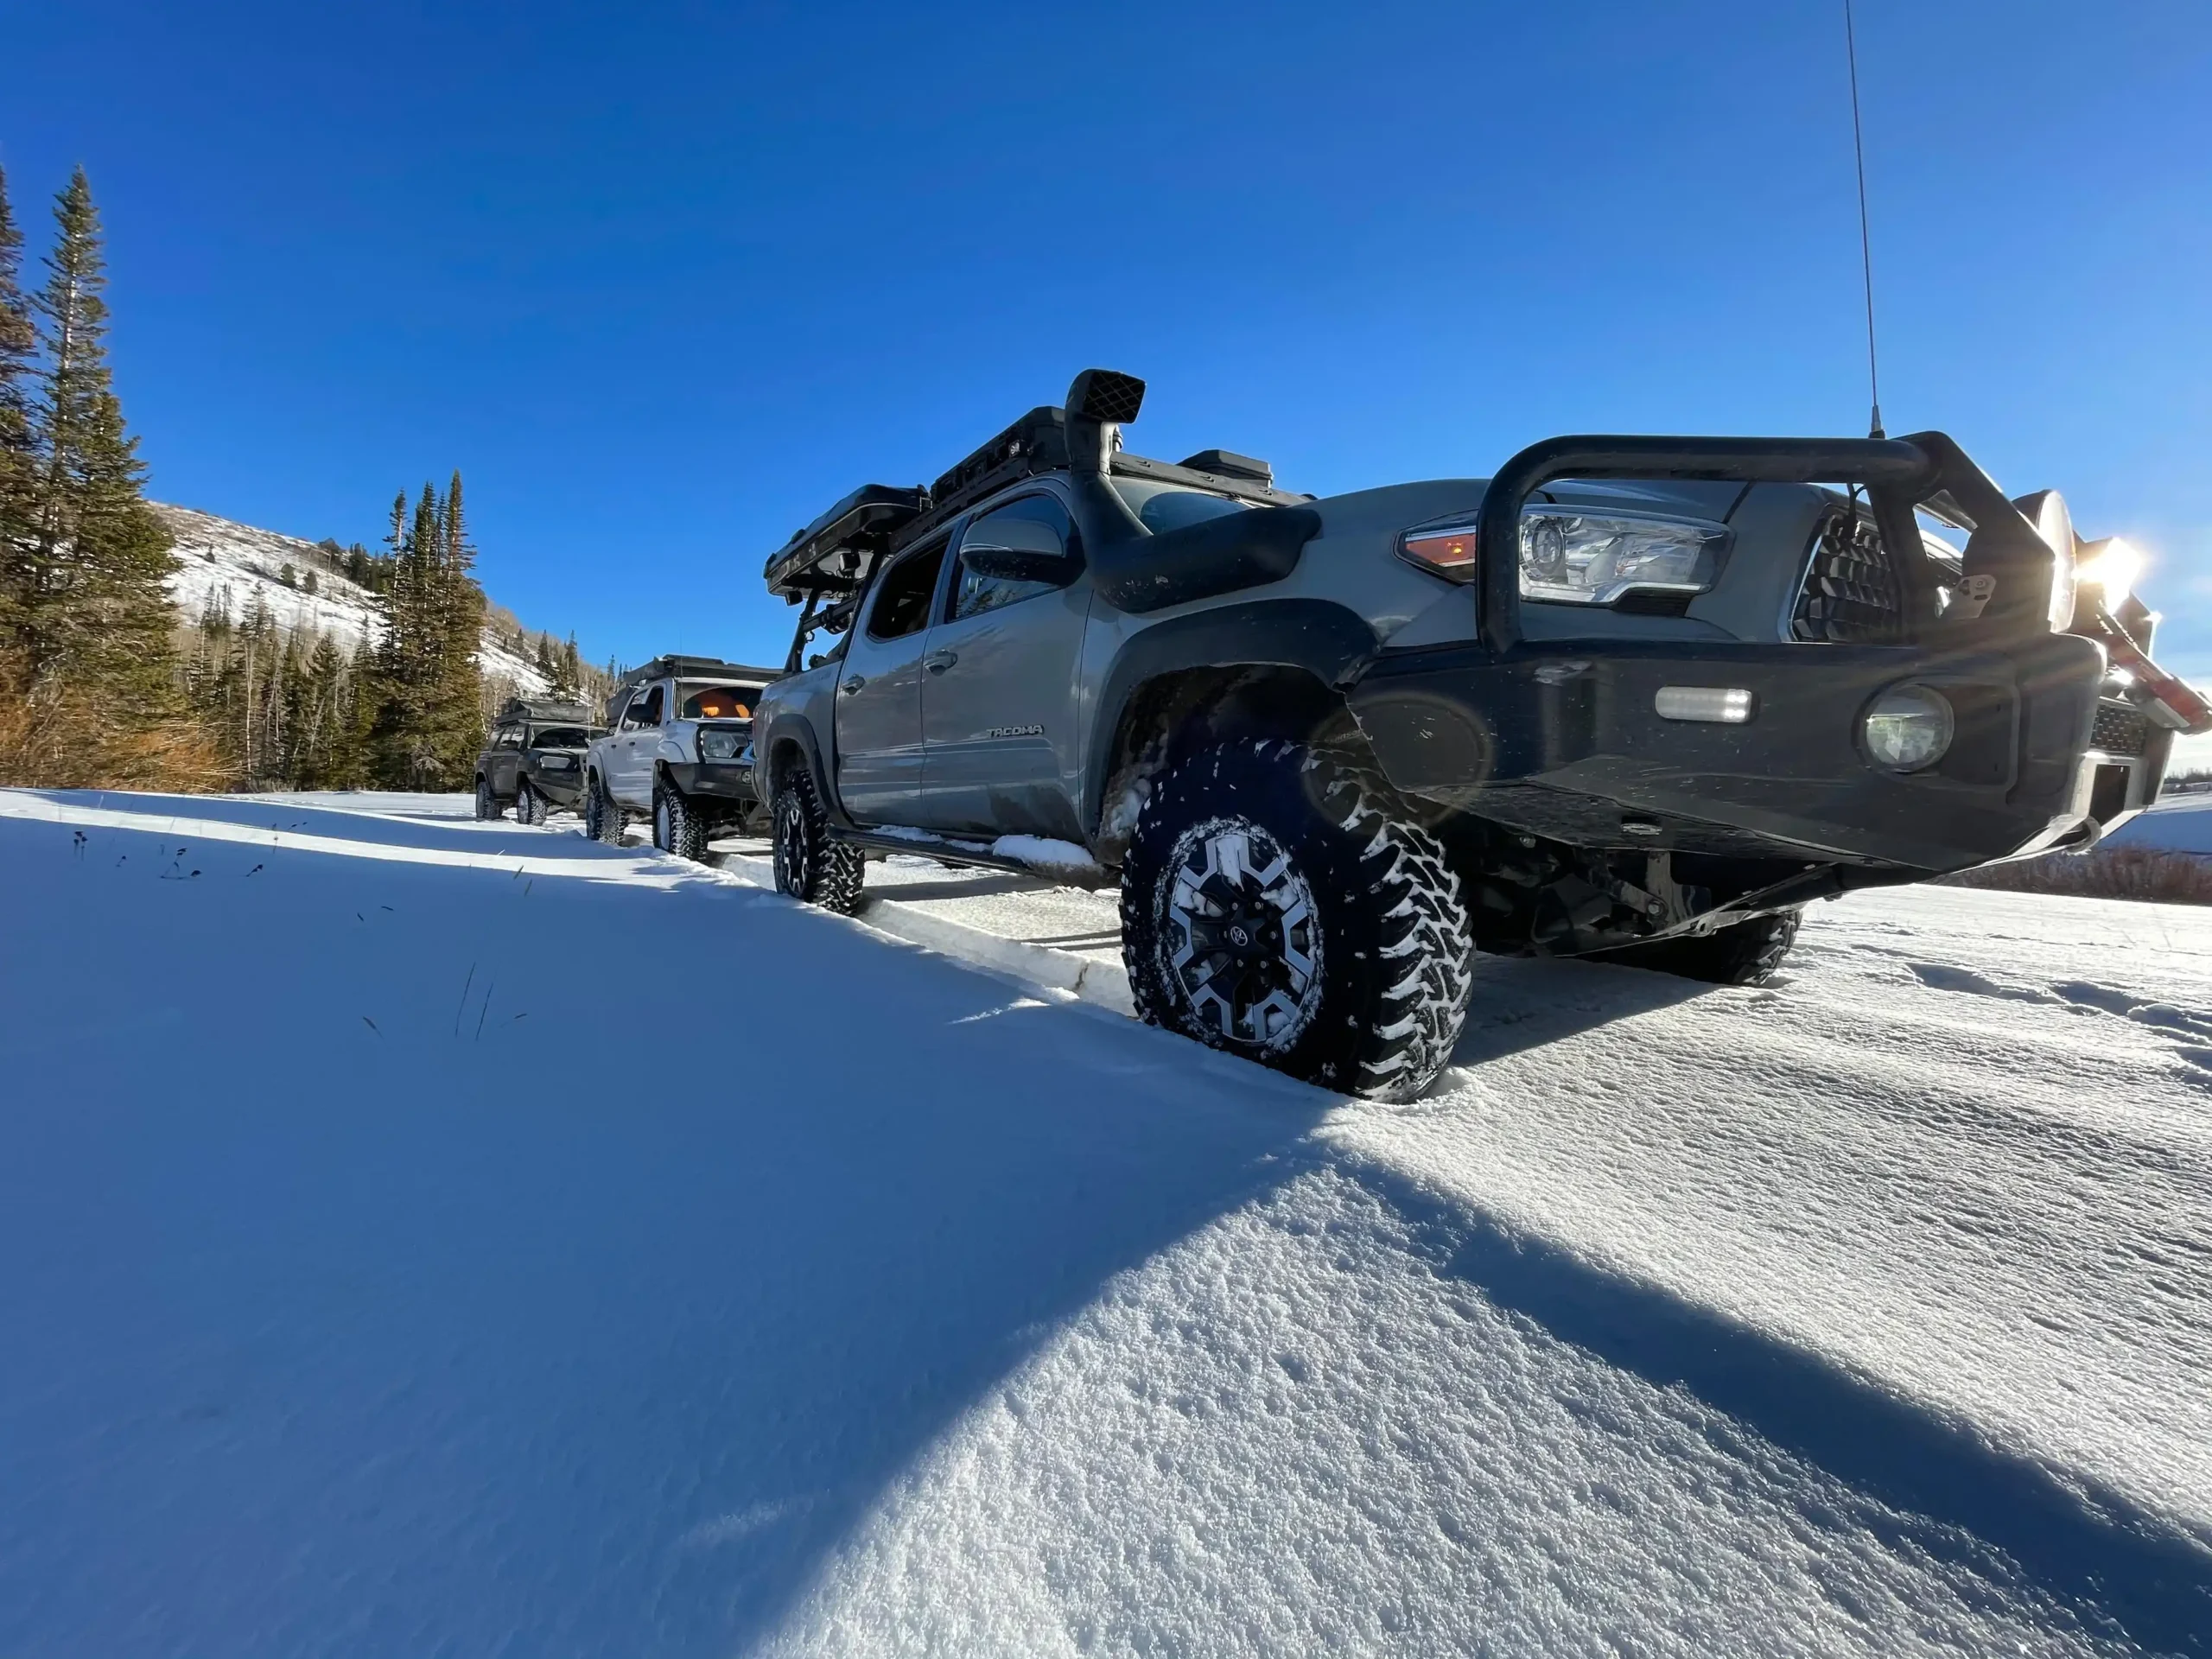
[1,787,2208,1656]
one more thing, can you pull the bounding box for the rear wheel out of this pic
[584,772,626,845]
[1592,908,1802,985]
[1121,739,1475,1102]
[474,777,500,821]
[771,768,863,914]
[653,776,709,861]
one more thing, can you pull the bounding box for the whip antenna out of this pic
[1849,0,1885,437]
[1843,0,1885,438]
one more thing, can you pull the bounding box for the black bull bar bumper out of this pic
[1346,434,2117,874]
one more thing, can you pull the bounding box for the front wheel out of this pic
[514,780,544,826]
[1590,908,1802,985]
[653,776,709,861]
[1120,739,1475,1103]
[770,769,863,914]
[584,773,626,845]
[474,777,500,821]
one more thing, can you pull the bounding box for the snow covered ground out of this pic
[2,786,2209,1656]
[155,503,552,696]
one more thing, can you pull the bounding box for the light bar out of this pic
[1654,686,1754,724]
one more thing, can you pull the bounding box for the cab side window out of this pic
[868,541,949,641]
[621,685,664,729]
[950,496,1079,623]
[494,725,523,749]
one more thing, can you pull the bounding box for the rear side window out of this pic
[868,543,948,641]
[679,684,760,720]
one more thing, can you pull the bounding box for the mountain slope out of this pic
[154,502,556,699]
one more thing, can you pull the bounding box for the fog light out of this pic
[1863,684,1954,772]
[1655,686,1754,723]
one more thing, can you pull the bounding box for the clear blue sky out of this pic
[7,0,2209,679]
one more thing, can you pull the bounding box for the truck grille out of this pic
[2090,702,2149,757]
[1791,511,1905,644]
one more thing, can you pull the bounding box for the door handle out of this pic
[924,652,957,674]
[841,676,866,695]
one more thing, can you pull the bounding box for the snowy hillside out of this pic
[154,502,553,697]
[2,786,2208,1656]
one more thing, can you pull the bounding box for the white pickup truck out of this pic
[581,654,780,858]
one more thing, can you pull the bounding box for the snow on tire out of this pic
[771,769,863,915]
[1120,739,1474,1102]
[585,772,625,845]
[654,777,709,861]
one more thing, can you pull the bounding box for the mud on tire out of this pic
[1120,739,1475,1102]
[1592,908,1802,986]
[771,767,863,915]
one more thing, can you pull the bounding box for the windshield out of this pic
[1109,479,1253,535]
[679,683,760,720]
[529,726,591,748]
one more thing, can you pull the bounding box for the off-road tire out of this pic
[474,777,500,821]
[1121,739,1475,1102]
[1594,908,1802,986]
[653,775,709,861]
[585,772,626,845]
[514,780,545,826]
[771,768,863,915]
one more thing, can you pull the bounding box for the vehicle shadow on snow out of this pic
[1447,954,1719,1067]
[0,818,1338,1653]
[1350,1161,2212,1654]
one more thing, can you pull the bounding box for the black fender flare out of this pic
[756,713,855,830]
[1084,597,1380,835]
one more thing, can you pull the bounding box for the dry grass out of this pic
[0,664,231,793]
[1942,844,2212,906]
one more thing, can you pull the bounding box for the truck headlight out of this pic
[1862,684,1954,772]
[1519,507,1730,605]
[700,728,747,763]
[1399,507,1731,605]
[2074,537,2142,609]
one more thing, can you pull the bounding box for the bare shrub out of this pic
[1942,845,2212,906]
[0,657,230,793]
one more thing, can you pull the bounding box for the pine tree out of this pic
[15,170,179,701]
[0,168,214,788]
[551,632,583,701]
[429,468,484,777]
[0,167,37,652]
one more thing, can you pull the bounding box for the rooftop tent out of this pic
[763,485,929,601]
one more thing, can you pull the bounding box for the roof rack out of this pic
[494,696,600,727]
[763,370,1300,603]
[611,655,782,701]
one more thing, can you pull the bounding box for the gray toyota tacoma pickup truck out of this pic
[750,368,2205,1100]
